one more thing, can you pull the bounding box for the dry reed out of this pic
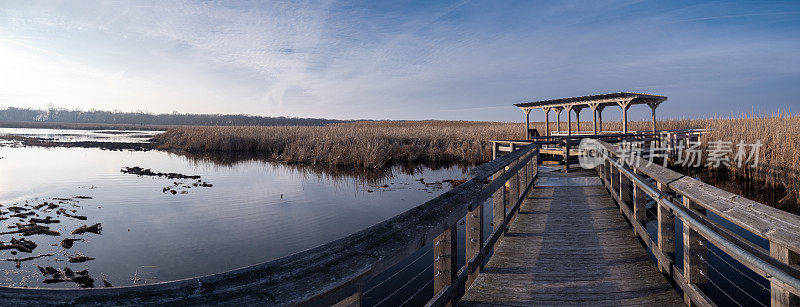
[152,115,797,175]
[703,112,800,203]
[153,121,528,168]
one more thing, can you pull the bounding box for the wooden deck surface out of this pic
[461,167,684,306]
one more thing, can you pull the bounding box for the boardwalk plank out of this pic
[461,168,683,306]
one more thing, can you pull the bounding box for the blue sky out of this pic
[0,0,798,121]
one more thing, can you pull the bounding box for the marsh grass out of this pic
[152,115,799,194]
[153,121,528,168]
[152,119,708,168]
[703,112,800,203]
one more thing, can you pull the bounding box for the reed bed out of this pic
[703,112,800,204]
[152,115,797,175]
[153,121,531,168]
[151,119,712,168]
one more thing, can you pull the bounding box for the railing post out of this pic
[562,140,570,173]
[493,168,507,243]
[656,181,676,273]
[682,197,707,306]
[433,225,457,303]
[508,145,521,228]
[522,146,529,188]
[509,145,520,211]
[619,170,631,204]
[466,201,483,289]
[632,170,647,227]
[770,242,800,307]
[611,163,619,194]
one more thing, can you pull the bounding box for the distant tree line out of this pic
[0,106,350,126]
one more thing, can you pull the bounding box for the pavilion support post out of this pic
[554,107,562,135]
[589,103,599,136]
[617,99,632,134]
[597,105,605,134]
[564,106,573,136]
[543,107,551,137]
[573,106,583,134]
[647,101,662,133]
[524,108,531,139]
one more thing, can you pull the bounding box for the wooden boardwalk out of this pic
[461,166,684,306]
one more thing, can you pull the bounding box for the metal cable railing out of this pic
[597,138,800,307]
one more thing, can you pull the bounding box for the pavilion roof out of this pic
[514,92,667,109]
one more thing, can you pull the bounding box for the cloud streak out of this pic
[0,0,798,121]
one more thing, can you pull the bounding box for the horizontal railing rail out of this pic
[0,141,540,306]
[595,139,800,307]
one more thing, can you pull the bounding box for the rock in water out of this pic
[71,223,102,235]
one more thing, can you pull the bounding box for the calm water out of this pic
[0,129,474,290]
[0,127,159,143]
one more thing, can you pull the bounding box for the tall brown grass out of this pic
[153,119,710,167]
[153,121,528,168]
[152,115,797,174]
[703,112,800,204]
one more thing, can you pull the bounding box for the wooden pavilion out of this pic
[514,92,667,138]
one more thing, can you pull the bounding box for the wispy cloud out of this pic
[0,37,59,56]
[0,0,798,120]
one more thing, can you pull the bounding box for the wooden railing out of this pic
[595,140,800,307]
[425,143,538,306]
[0,142,540,306]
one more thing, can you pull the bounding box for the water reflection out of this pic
[0,144,473,289]
[167,149,473,185]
